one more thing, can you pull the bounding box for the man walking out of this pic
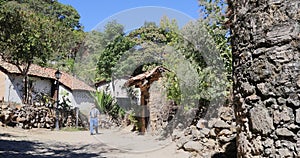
[89,104,100,135]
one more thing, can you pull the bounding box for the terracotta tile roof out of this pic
[125,66,170,87]
[0,61,95,91]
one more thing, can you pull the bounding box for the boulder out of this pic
[213,120,231,129]
[275,128,295,137]
[183,141,203,152]
[296,109,300,124]
[249,106,274,135]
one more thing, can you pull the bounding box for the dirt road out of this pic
[0,126,189,158]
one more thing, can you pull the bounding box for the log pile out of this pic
[0,104,86,129]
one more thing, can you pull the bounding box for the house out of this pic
[0,61,95,116]
[95,77,140,111]
[125,66,170,134]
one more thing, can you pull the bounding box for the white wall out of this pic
[5,74,53,104]
[58,85,74,106]
[6,74,23,103]
[58,85,94,117]
[72,90,95,116]
[30,77,52,103]
[111,78,128,98]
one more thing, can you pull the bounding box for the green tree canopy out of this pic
[0,0,84,102]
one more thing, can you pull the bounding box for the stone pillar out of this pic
[148,79,168,135]
[230,0,300,157]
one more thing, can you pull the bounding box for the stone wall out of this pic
[147,79,171,135]
[172,104,237,157]
[230,0,300,157]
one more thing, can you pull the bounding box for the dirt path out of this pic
[0,126,189,158]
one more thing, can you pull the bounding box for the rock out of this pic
[230,126,237,133]
[249,106,274,135]
[209,128,217,137]
[219,106,235,121]
[183,141,203,152]
[277,148,293,157]
[257,83,269,96]
[204,139,216,149]
[246,95,260,104]
[263,138,274,148]
[176,137,189,149]
[208,118,218,128]
[172,129,184,141]
[184,127,192,136]
[281,140,296,150]
[275,140,281,148]
[241,82,255,95]
[296,109,300,124]
[191,128,204,140]
[297,76,300,88]
[196,119,207,129]
[264,98,276,107]
[273,107,292,124]
[202,138,208,143]
[277,97,286,105]
[176,123,184,130]
[275,128,295,137]
[213,120,231,129]
[219,129,232,136]
[219,135,235,143]
[264,148,272,156]
[251,136,263,155]
[287,97,300,107]
[200,128,210,136]
[288,124,300,130]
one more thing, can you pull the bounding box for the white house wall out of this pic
[0,71,7,101]
[58,85,94,117]
[58,85,74,107]
[96,78,141,111]
[72,90,94,116]
[111,78,128,98]
[5,74,53,104]
[6,74,23,103]
[30,77,52,101]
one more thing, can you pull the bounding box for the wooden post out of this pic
[140,89,146,134]
[75,107,79,128]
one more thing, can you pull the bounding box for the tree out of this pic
[230,0,300,157]
[0,0,83,103]
[102,20,124,45]
[0,2,53,103]
[74,21,124,85]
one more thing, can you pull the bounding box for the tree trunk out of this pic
[230,0,300,157]
[23,75,29,104]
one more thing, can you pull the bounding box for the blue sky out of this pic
[58,0,200,32]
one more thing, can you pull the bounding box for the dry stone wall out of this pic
[171,104,237,158]
[230,0,300,157]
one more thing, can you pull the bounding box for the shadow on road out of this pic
[0,132,116,158]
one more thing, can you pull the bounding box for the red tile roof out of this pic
[125,66,170,87]
[0,61,95,91]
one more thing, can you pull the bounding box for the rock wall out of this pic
[172,104,237,157]
[147,79,171,135]
[230,0,300,157]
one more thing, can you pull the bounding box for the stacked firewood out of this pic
[0,104,86,129]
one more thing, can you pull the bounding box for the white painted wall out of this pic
[111,78,128,98]
[95,78,141,111]
[30,77,52,102]
[1,72,95,118]
[6,74,23,103]
[58,85,74,107]
[73,90,95,116]
[5,74,53,104]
